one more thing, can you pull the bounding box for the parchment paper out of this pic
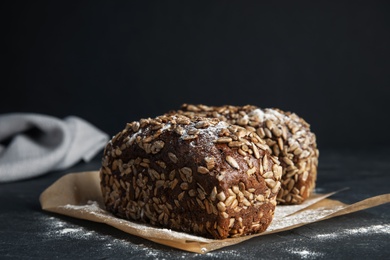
[40,171,390,254]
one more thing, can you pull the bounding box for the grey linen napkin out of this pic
[0,113,109,182]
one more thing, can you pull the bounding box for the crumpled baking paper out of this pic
[40,171,390,254]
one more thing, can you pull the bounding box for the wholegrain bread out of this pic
[100,114,282,239]
[168,104,318,204]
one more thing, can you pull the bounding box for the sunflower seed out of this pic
[182,134,197,140]
[265,179,276,188]
[225,195,236,207]
[193,191,204,203]
[226,156,239,169]
[272,127,282,137]
[247,167,256,176]
[283,157,293,166]
[217,201,226,212]
[131,121,140,132]
[272,181,281,194]
[263,171,274,178]
[187,128,200,135]
[265,120,274,130]
[273,164,282,180]
[231,199,239,209]
[302,171,309,181]
[178,191,185,201]
[300,185,306,195]
[217,191,226,201]
[221,212,229,219]
[294,148,303,155]
[197,166,209,174]
[242,198,251,206]
[287,179,295,191]
[151,140,165,154]
[257,128,266,138]
[182,166,193,176]
[196,198,205,209]
[229,187,239,197]
[252,142,260,159]
[216,137,233,143]
[188,189,197,197]
[180,182,189,190]
[195,121,209,129]
[264,128,272,138]
[204,156,216,170]
[238,149,247,156]
[228,141,242,148]
[229,218,235,228]
[204,199,212,214]
[210,187,217,201]
[175,126,185,135]
[263,155,269,170]
[169,170,176,180]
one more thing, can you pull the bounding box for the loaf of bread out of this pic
[168,104,319,205]
[100,114,282,239]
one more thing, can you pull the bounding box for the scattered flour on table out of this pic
[288,249,323,259]
[315,224,390,240]
[203,249,243,259]
[283,224,390,259]
[42,216,97,239]
[37,206,246,259]
[37,212,175,258]
[58,228,93,236]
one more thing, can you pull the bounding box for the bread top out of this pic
[169,104,317,159]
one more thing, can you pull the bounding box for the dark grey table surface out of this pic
[1,148,389,259]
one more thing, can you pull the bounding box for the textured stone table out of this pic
[1,148,389,259]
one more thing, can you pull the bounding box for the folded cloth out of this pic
[0,113,109,182]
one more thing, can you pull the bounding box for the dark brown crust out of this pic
[100,115,281,239]
[167,104,319,205]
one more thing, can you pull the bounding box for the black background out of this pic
[2,1,390,149]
